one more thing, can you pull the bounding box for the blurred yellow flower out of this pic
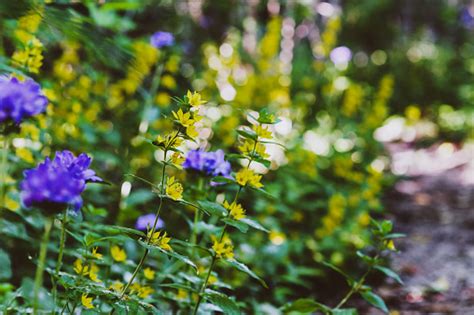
[223,200,246,221]
[144,267,155,280]
[81,294,94,309]
[147,230,172,251]
[166,176,183,200]
[110,245,127,262]
[186,90,206,107]
[236,168,263,188]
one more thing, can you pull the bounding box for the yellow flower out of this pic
[144,267,155,280]
[269,231,286,245]
[73,259,89,275]
[81,294,94,309]
[91,247,103,260]
[176,288,188,300]
[109,281,124,293]
[385,240,396,251]
[161,74,177,89]
[253,125,272,139]
[154,132,183,150]
[186,90,206,107]
[235,168,263,188]
[186,125,199,138]
[212,236,234,259]
[137,285,154,298]
[223,200,246,221]
[147,230,172,251]
[170,152,185,167]
[172,108,194,127]
[166,176,183,200]
[110,245,127,262]
[89,264,101,283]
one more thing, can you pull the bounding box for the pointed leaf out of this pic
[374,266,403,284]
[222,218,248,233]
[360,291,388,313]
[225,259,267,288]
[205,292,241,315]
[197,201,227,217]
[240,218,269,233]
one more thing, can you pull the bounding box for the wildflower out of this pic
[166,176,183,200]
[0,76,48,124]
[20,151,101,212]
[150,31,174,48]
[91,247,103,260]
[81,294,94,309]
[223,200,246,220]
[12,37,44,73]
[110,246,127,262]
[89,264,100,283]
[186,125,198,138]
[73,259,89,275]
[239,140,269,159]
[172,108,194,127]
[253,125,272,139]
[144,267,155,280]
[176,288,188,300]
[212,236,234,259]
[183,149,231,177]
[135,214,164,231]
[147,230,172,251]
[109,281,124,293]
[235,168,263,188]
[170,152,185,167]
[137,285,154,298]
[186,90,206,107]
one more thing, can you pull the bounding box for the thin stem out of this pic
[52,208,68,313]
[114,149,169,307]
[334,254,379,309]
[192,135,260,314]
[33,217,53,315]
[0,136,10,209]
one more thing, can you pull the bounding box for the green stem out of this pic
[192,135,259,314]
[334,254,379,309]
[114,150,169,310]
[0,136,10,209]
[33,217,53,315]
[52,209,68,313]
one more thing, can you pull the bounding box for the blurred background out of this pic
[0,0,473,313]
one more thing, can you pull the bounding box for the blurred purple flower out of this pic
[460,6,474,29]
[135,214,164,231]
[183,149,231,177]
[330,46,352,65]
[150,31,174,48]
[20,151,101,212]
[0,76,48,124]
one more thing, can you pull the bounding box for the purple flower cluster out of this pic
[135,214,164,231]
[21,151,101,212]
[0,76,48,124]
[183,149,231,177]
[150,31,174,48]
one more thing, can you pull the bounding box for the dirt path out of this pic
[363,144,474,314]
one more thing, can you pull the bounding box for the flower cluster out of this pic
[150,31,174,48]
[0,76,48,124]
[20,150,101,212]
[183,149,232,177]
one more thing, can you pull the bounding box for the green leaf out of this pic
[211,176,235,184]
[374,266,403,284]
[222,218,248,233]
[237,129,257,140]
[281,298,329,314]
[384,233,406,239]
[240,218,269,232]
[333,309,358,315]
[159,283,198,292]
[360,291,388,313]
[197,201,227,217]
[205,292,241,315]
[321,261,351,280]
[381,220,393,234]
[102,225,146,239]
[225,259,267,288]
[0,249,12,280]
[254,157,271,168]
[138,240,197,271]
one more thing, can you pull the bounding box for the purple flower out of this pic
[20,151,101,212]
[0,76,48,124]
[135,214,164,231]
[150,31,174,48]
[183,149,231,177]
